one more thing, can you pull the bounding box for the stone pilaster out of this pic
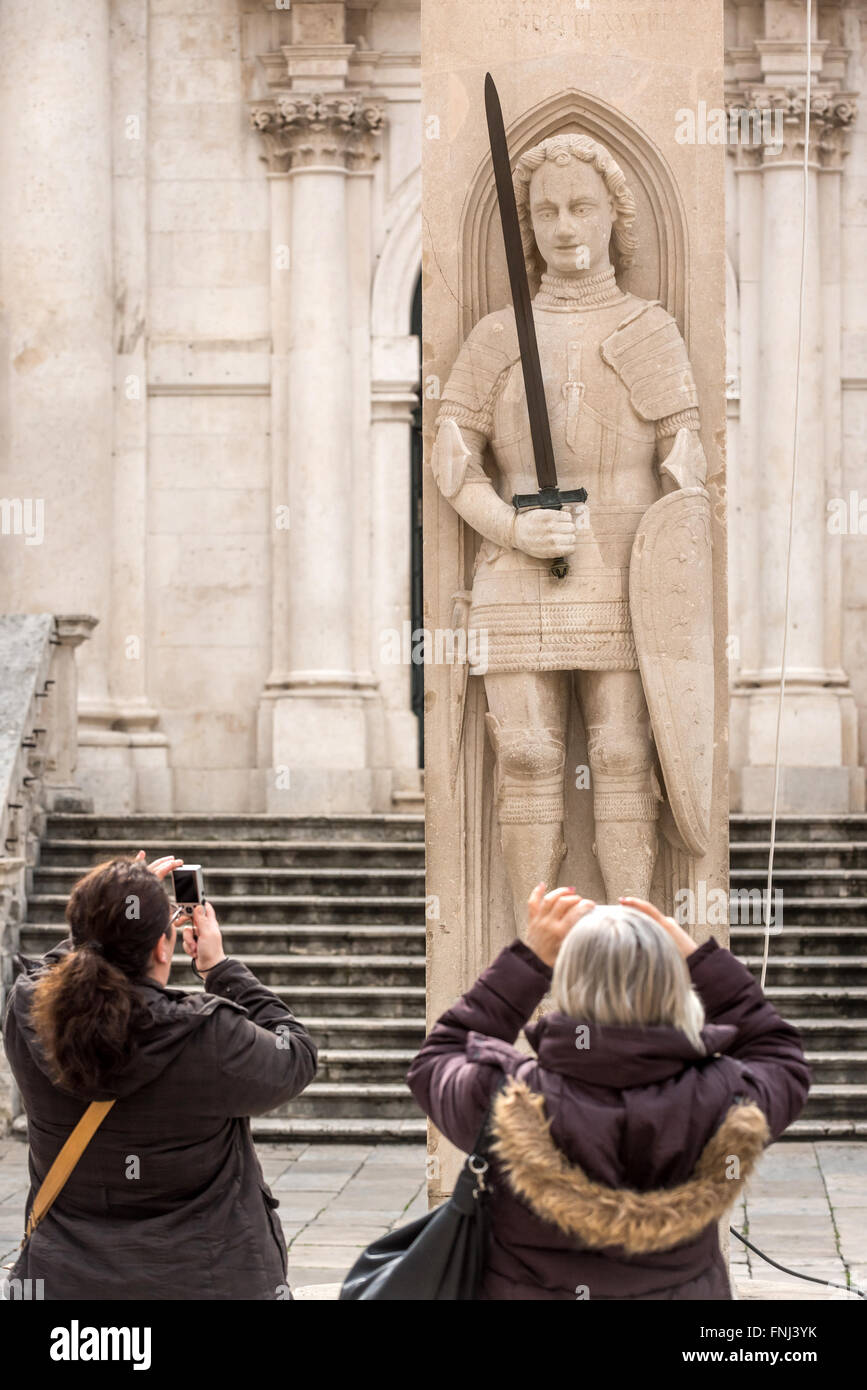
[727,16,864,812]
[99,0,171,814]
[0,0,116,785]
[370,335,422,796]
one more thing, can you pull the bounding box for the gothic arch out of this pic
[459,89,690,343]
[372,172,422,338]
[368,171,423,788]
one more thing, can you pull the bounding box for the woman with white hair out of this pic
[406,889,809,1300]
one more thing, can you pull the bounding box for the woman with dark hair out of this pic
[3,852,317,1300]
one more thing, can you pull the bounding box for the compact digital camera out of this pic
[170,864,205,912]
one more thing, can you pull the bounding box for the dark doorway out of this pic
[410,273,424,767]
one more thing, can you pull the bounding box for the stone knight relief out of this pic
[432,132,714,934]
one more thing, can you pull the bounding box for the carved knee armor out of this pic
[485,713,566,824]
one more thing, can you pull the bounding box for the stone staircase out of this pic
[13,812,867,1142]
[730,815,867,1139]
[17,814,428,1142]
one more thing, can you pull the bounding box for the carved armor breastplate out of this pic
[437,284,700,674]
[489,301,660,510]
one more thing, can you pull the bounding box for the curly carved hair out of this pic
[513,133,638,278]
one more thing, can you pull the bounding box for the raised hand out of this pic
[182,901,226,976]
[619,895,697,959]
[135,849,184,883]
[526,883,596,967]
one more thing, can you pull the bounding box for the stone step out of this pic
[730,815,867,844]
[731,926,867,956]
[173,978,426,1019]
[730,867,867,898]
[299,1016,426,1050]
[37,838,426,870]
[25,892,426,925]
[9,1111,429,1146]
[742,956,867,987]
[196,983,427,1018]
[45,813,424,843]
[731,897,867,925]
[269,1083,421,1121]
[731,841,867,870]
[250,1116,427,1142]
[32,865,427,898]
[803,1052,867,1083]
[19,922,427,957]
[762,986,867,1018]
[801,1085,867,1119]
[782,1118,867,1140]
[210,925,426,956]
[314,1049,417,1084]
[169,953,424,989]
[787,1018,867,1049]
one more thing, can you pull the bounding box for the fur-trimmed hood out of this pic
[490,1078,769,1255]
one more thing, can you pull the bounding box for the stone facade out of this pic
[0,0,422,816]
[0,0,865,818]
[726,0,866,813]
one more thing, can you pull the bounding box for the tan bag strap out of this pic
[23,1099,116,1246]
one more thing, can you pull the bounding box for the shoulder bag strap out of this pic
[464,1073,510,1196]
[22,1099,116,1246]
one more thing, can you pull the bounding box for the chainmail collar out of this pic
[535,266,624,309]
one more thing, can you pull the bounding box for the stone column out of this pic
[728,142,763,781]
[370,335,422,794]
[0,1,115,754]
[728,45,864,811]
[251,88,386,812]
[347,127,391,810]
[253,127,295,797]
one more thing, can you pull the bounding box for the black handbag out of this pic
[338,1084,504,1301]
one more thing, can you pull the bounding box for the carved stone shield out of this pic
[629,488,714,858]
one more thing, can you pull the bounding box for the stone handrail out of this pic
[0,613,96,1133]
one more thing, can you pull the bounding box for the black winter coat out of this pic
[3,938,317,1300]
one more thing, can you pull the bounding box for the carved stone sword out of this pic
[484,73,587,580]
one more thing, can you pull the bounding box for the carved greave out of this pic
[594,817,659,901]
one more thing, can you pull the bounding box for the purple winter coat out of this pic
[407,937,810,1301]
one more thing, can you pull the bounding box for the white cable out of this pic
[761,0,812,989]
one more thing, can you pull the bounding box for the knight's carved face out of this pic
[529,158,615,277]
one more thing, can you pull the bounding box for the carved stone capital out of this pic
[54,614,99,648]
[251,90,386,173]
[728,86,856,168]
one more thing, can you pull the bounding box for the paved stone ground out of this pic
[730,1141,866,1301]
[258,1140,428,1289]
[1,1137,864,1299]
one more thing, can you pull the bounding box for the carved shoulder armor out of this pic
[600,299,699,422]
[438,308,520,434]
